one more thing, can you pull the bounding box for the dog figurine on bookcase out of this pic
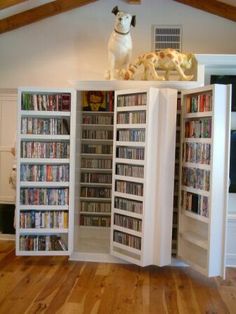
[105,6,136,80]
[119,49,195,81]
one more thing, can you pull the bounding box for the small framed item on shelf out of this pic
[16,88,76,256]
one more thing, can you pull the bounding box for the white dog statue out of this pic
[105,6,136,80]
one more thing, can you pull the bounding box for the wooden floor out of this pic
[0,241,236,314]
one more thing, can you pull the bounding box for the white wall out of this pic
[0,0,236,88]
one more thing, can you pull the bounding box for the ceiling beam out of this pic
[0,0,98,34]
[173,0,236,22]
[127,0,141,3]
[0,0,27,10]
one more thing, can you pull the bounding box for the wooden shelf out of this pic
[180,231,208,250]
[184,210,209,223]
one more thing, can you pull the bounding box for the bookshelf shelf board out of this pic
[116,105,146,112]
[184,210,209,223]
[180,231,208,250]
[81,139,113,144]
[112,241,141,255]
[80,182,112,187]
[20,158,70,164]
[182,162,211,170]
[20,134,70,141]
[81,168,112,173]
[181,185,210,197]
[113,208,143,219]
[82,111,114,115]
[19,228,69,234]
[20,181,70,187]
[79,225,110,231]
[81,124,113,128]
[79,197,112,202]
[116,141,145,147]
[20,111,71,118]
[80,211,111,216]
[80,153,113,158]
[113,225,142,237]
[184,112,212,119]
[183,138,212,144]
[116,124,146,129]
[114,175,144,184]
[19,205,69,210]
[115,158,145,166]
[114,191,143,202]
[181,256,207,276]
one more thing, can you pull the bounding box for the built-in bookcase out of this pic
[79,91,114,228]
[178,84,231,277]
[16,88,76,256]
[111,88,177,266]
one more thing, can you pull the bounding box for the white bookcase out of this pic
[79,91,114,229]
[14,80,234,278]
[110,88,177,266]
[178,84,231,277]
[16,88,76,256]
[72,83,177,264]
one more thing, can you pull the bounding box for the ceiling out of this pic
[0,0,235,34]
[173,0,236,22]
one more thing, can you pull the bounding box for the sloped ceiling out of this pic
[0,0,141,34]
[0,0,235,35]
[173,0,236,22]
[0,0,99,34]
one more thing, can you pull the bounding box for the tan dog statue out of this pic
[105,6,136,80]
[119,49,195,81]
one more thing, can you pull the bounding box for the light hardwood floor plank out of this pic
[0,241,236,314]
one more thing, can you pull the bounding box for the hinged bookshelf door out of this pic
[110,88,177,267]
[16,88,76,256]
[178,84,231,277]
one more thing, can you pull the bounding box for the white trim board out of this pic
[226,214,236,267]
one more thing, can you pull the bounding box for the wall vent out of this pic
[153,25,182,52]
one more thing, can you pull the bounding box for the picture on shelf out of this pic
[82,91,114,111]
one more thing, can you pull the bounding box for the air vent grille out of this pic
[153,26,182,51]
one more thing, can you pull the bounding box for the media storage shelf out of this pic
[78,91,114,229]
[178,84,231,277]
[16,88,76,256]
[111,88,177,267]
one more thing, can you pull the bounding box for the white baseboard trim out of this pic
[226,254,236,267]
[226,214,236,267]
